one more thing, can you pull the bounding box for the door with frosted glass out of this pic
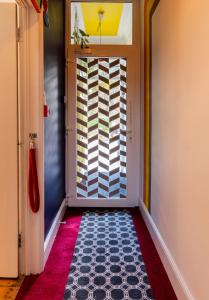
[67,55,138,207]
[77,57,127,199]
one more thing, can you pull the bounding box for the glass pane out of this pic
[71,2,132,45]
[76,57,127,198]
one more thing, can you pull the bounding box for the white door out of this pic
[67,47,139,207]
[0,3,19,277]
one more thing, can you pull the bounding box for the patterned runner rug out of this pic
[64,210,154,300]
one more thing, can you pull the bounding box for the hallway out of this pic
[1,0,209,299]
[16,209,176,300]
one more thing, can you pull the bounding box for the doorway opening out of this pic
[66,0,140,207]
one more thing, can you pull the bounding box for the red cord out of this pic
[28,148,40,213]
[43,0,48,14]
[30,0,41,13]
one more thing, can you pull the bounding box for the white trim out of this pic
[21,4,44,275]
[68,198,137,207]
[139,200,195,300]
[17,0,29,276]
[44,199,67,266]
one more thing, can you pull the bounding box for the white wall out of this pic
[150,1,209,299]
[0,3,18,277]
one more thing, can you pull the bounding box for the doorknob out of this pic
[119,130,132,135]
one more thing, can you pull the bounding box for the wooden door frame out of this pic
[143,0,160,211]
[65,0,141,207]
[16,0,45,275]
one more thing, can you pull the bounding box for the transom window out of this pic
[71,2,133,45]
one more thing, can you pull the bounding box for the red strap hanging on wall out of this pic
[31,0,42,13]
[28,146,40,213]
[43,0,48,14]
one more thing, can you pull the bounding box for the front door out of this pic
[67,46,139,207]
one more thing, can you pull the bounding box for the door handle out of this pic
[120,130,132,135]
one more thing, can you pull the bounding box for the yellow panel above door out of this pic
[81,3,123,36]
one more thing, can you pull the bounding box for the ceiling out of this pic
[81,3,123,36]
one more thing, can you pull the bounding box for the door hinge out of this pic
[18,233,22,248]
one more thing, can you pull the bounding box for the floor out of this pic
[15,208,177,300]
[0,277,23,300]
[64,209,154,299]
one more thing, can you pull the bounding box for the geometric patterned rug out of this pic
[64,210,154,300]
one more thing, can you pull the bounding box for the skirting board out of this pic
[44,199,67,266]
[139,200,195,300]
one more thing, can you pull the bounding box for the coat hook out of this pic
[29,133,37,139]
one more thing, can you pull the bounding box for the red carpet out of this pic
[131,209,177,300]
[15,209,82,300]
[16,208,177,300]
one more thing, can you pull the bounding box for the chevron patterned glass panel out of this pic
[76,57,127,199]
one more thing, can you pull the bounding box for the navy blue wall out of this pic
[44,0,65,237]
